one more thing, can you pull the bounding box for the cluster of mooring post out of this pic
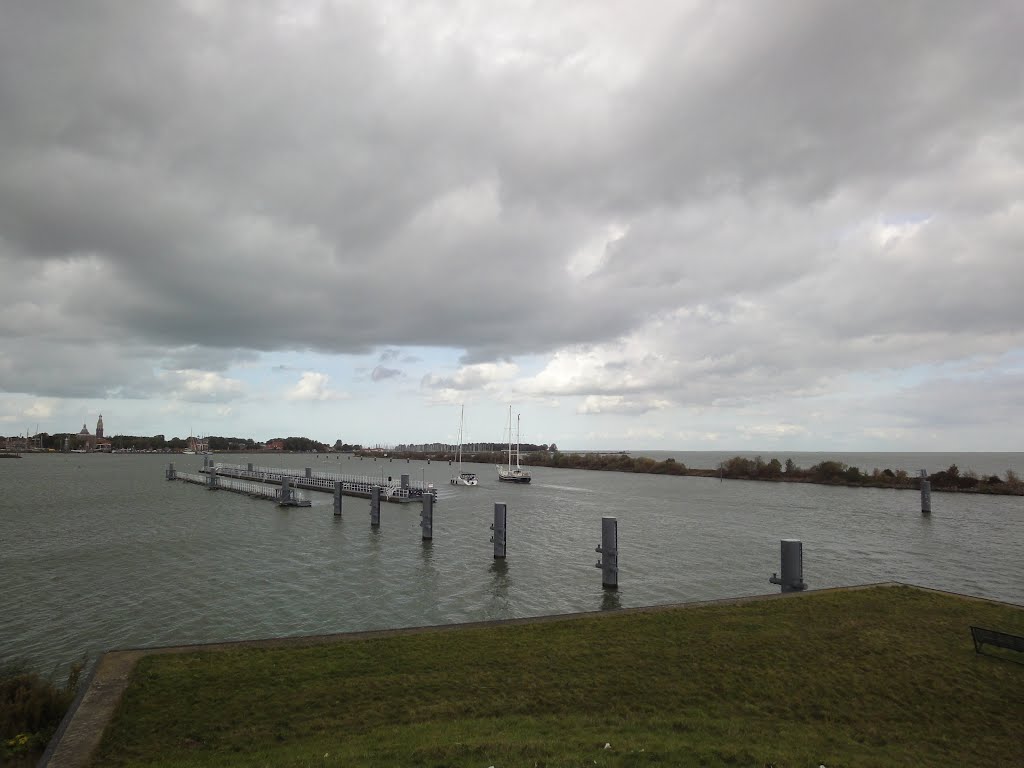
[420,494,433,540]
[165,461,840,596]
[490,503,507,558]
[769,539,807,593]
[919,469,931,514]
[370,487,381,527]
[595,516,619,589]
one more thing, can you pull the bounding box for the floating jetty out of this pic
[205,461,436,504]
[168,460,436,505]
[169,467,312,507]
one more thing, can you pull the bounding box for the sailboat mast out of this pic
[457,404,464,470]
[507,405,513,471]
[516,412,521,469]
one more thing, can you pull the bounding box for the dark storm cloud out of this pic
[0,0,1021,409]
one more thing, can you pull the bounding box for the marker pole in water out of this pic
[919,470,931,515]
[165,462,176,481]
[595,516,618,589]
[370,486,380,527]
[420,494,433,540]
[333,481,343,517]
[769,539,807,593]
[490,502,507,558]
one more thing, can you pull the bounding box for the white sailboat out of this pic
[496,406,532,484]
[450,405,478,486]
[183,430,209,455]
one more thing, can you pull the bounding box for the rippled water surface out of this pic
[1,452,1021,672]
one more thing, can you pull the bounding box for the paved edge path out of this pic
[38,581,1023,768]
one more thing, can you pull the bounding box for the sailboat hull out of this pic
[496,468,531,483]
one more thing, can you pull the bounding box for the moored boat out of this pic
[496,407,531,484]
[451,405,479,486]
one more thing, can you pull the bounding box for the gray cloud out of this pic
[0,0,1021,442]
[371,366,401,382]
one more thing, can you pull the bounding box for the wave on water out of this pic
[533,483,596,493]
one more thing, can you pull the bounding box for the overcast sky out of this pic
[1,1,1022,451]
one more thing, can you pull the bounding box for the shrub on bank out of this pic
[0,660,84,763]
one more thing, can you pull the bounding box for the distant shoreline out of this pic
[11,448,1022,495]
[369,449,1024,496]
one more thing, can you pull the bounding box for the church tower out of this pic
[96,414,104,438]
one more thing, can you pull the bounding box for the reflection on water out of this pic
[487,558,510,612]
[488,558,509,579]
[420,538,434,563]
[1,452,1021,673]
[601,590,621,611]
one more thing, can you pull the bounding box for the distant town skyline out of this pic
[1,3,1021,452]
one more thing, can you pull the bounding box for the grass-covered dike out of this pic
[90,586,1023,767]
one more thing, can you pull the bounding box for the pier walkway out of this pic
[172,470,312,507]
[202,462,437,504]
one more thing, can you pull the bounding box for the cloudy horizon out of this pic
[1,1,1022,451]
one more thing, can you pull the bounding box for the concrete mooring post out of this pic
[280,476,292,504]
[919,470,931,515]
[769,539,807,593]
[206,460,216,488]
[165,462,176,481]
[247,462,253,473]
[595,516,619,589]
[420,494,433,540]
[370,487,381,527]
[305,467,312,479]
[333,481,343,517]
[490,503,507,558]
[401,474,410,490]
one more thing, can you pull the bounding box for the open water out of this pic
[1,451,1021,675]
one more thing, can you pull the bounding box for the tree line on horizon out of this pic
[374,446,1023,496]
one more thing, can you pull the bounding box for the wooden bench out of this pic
[970,626,1024,658]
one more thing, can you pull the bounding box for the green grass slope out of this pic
[93,586,1023,767]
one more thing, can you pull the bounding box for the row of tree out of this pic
[713,455,1022,493]
[382,446,1022,495]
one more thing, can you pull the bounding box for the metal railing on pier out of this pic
[174,471,311,506]
[204,462,437,504]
